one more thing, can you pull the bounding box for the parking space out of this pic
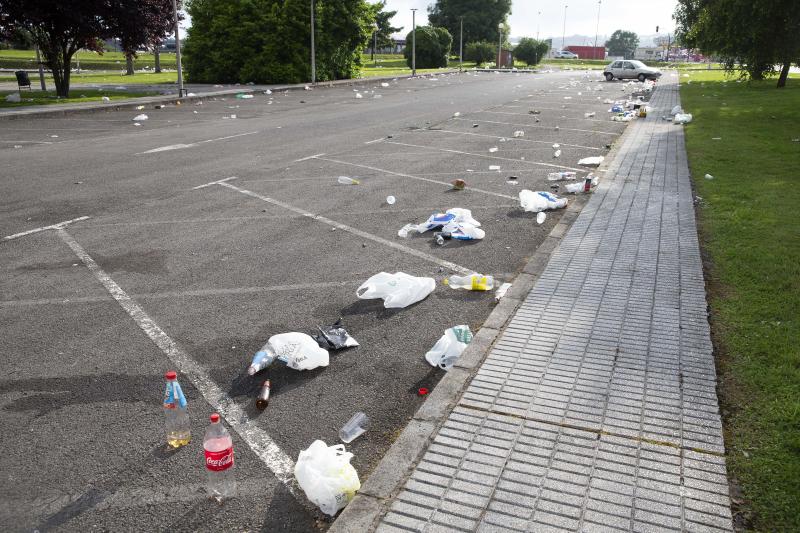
[0,70,651,530]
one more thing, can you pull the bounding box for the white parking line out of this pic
[55,227,299,494]
[427,129,603,151]
[3,216,90,241]
[137,131,259,155]
[192,176,239,190]
[315,156,517,200]
[365,138,384,144]
[207,180,473,275]
[294,153,326,162]
[454,117,619,135]
[383,141,585,172]
[478,110,607,122]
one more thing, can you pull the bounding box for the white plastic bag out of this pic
[356,272,435,309]
[397,208,480,237]
[295,440,361,516]
[133,114,148,121]
[267,332,330,370]
[425,325,473,370]
[671,105,683,116]
[565,176,599,193]
[578,156,604,167]
[673,113,693,124]
[5,93,21,103]
[519,190,568,213]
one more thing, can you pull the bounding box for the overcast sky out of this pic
[384,0,678,40]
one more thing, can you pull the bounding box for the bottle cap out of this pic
[165,370,177,380]
[210,413,220,423]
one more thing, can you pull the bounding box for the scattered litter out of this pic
[444,273,494,291]
[578,156,604,167]
[565,175,599,193]
[489,165,501,171]
[337,176,360,185]
[451,179,466,190]
[529,109,541,115]
[506,175,519,185]
[418,387,429,396]
[154,104,164,109]
[552,143,560,149]
[381,82,389,87]
[425,325,473,370]
[13,145,22,149]
[373,94,382,99]
[187,92,197,96]
[50,135,58,138]
[255,380,271,410]
[313,319,359,351]
[434,221,485,244]
[248,332,330,374]
[357,272,435,308]
[536,212,547,225]
[453,112,461,117]
[5,93,21,103]
[133,123,141,127]
[704,173,714,180]
[228,114,237,119]
[135,105,145,110]
[101,96,110,102]
[304,85,311,91]
[513,130,524,138]
[494,283,512,301]
[386,195,396,205]
[265,89,272,95]
[553,149,562,158]
[355,92,363,99]
[584,112,595,118]
[133,114,148,121]
[792,138,800,142]
[519,190,568,212]
[712,137,722,140]
[547,171,577,181]
[564,96,572,100]
[339,412,369,443]
[489,147,498,153]
[295,440,360,516]
[671,105,683,116]
[673,113,693,124]
[236,93,254,99]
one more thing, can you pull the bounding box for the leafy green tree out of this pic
[403,26,451,68]
[513,38,549,66]
[108,0,177,76]
[675,0,800,87]
[605,30,639,59]
[464,40,495,66]
[183,0,372,84]
[367,1,402,50]
[428,0,512,45]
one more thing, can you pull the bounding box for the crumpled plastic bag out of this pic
[673,113,693,124]
[356,272,435,309]
[519,190,568,213]
[578,156,604,167]
[397,208,481,238]
[313,319,359,350]
[671,105,683,116]
[248,332,329,374]
[425,325,473,370]
[295,440,361,516]
[5,93,21,103]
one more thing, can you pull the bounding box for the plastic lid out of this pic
[165,370,177,380]
[210,413,220,423]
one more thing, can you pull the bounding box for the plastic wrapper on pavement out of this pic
[294,440,361,516]
[356,272,435,309]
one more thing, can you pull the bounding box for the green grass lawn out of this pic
[0,70,178,86]
[0,88,157,108]
[679,69,800,531]
[0,49,176,70]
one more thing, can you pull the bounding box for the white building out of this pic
[634,47,663,61]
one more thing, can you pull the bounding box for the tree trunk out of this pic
[154,45,161,73]
[777,62,790,88]
[126,53,134,75]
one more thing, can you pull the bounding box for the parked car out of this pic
[603,60,662,81]
[553,50,579,59]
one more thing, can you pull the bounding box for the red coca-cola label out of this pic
[205,447,234,471]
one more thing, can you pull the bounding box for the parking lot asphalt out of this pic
[0,70,641,531]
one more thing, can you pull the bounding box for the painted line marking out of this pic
[1,140,55,145]
[192,176,239,190]
[315,156,517,200]
[137,131,258,155]
[294,152,326,162]
[55,227,299,494]
[212,180,473,274]
[427,129,603,151]
[383,141,585,172]
[3,216,90,241]
[478,109,607,122]
[454,117,619,135]
[365,138,384,144]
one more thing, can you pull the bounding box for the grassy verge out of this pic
[0,88,157,108]
[679,69,800,530]
[0,71,178,86]
[0,49,176,70]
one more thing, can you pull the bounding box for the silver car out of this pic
[604,60,662,82]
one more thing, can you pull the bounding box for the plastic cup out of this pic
[339,412,369,443]
[386,195,396,205]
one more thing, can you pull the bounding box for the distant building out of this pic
[634,47,663,61]
[565,46,606,60]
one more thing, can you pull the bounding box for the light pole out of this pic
[562,4,568,52]
[310,0,316,84]
[34,44,46,90]
[459,16,464,69]
[536,11,541,40]
[411,8,417,76]
[593,0,601,59]
[497,23,503,69]
[171,0,184,97]
[372,23,378,66]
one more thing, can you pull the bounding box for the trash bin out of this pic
[15,70,31,91]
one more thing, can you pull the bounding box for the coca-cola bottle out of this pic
[204,413,236,501]
[163,371,190,448]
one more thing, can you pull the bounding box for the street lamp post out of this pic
[459,16,464,69]
[562,4,568,52]
[411,8,417,76]
[497,23,503,69]
[536,11,541,40]
[372,23,378,66]
[593,0,602,59]
[171,0,184,97]
[310,0,316,84]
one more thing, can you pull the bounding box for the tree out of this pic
[464,40,494,66]
[367,1,402,52]
[108,0,176,76]
[404,26,451,69]
[675,0,800,87]
[605,30,639,59]
[428,0,512,46]
[0,0,112,97]
[514,38,549,66]
[184,0,372,84]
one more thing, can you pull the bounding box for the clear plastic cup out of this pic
[339,412,369,443]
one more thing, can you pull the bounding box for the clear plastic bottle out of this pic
[204,413,236,501]
[444,274,495,291]
[163,371,190,448]
[337,176,360,185]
